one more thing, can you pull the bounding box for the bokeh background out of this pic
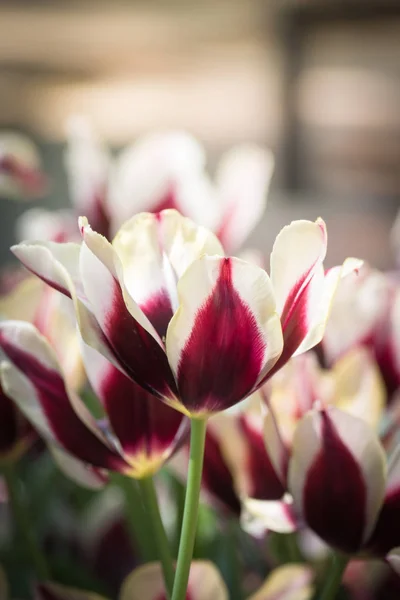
[0,0,399,267]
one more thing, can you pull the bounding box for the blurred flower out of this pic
[18,121,273,252]
[249,403,400,571]
[0,320,188,481]
[34,561,228,600]
[243,347,385,535]
[287,407,400,566]
[11,210,358,418]
[0,132,46,200]
[247,563,313,600]
[391,209,400,268]
[322,264,400,397]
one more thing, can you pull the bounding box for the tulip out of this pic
[17,124,273,254]
[243,347,385,536]
[322,264,400,397]
[0,320,187,481]
[0,132,46,199]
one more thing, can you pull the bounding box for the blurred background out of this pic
[0,0,399,268]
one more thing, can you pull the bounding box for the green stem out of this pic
[319,553,349,600]
[171,418,207,600]
[139,476,175,598]
[3,463,49,580]
[112,473,155,562]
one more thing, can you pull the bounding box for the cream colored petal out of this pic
[248,564,314,600]
[293,257,363,357]
[49,446,107,490]
[16,207,77,242]
[120,561,228,600]
[270,219,327,317]
[333,347,385,430]
[215,145,274,252]
[0,276,43,322]
[387,547,400,575]
[242,496,298,535]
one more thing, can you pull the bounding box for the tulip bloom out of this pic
[323,264,400,397]
[0,132,46,199]
[17,125,273,253]
[0,320,187,481]
[244,348,385,535]
[12,210,357,418]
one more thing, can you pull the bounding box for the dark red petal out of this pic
[99,365,187,460]
[302,411,367,553]
[139,289,174,341]
[177,259,265,413]
[102,276,178,401]
[83,185,111,240]
[366,490,400,556]
[202,429,241,515]
[239,416,285,501]
[0,335,127,472]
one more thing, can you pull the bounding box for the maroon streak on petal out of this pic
[303,411,367,553]
[265,273,314,381]
[239,416,285,501]
[0,336,127,472]
[151,184,179,213]
[366,490,400,556]
[202,429,241,515]
[102,276,178,400]
[84,187,111,240]
[177,258,266,413]
[100,365,186,459]
[140,289,174,341]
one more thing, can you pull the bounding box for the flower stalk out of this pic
[139,476,175,598]
[319,553,349,600]
[171,417,207,600]
[2,462,49,580]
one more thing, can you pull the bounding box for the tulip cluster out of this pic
[0,126,399,600]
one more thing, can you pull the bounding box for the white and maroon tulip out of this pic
[243,348,386,536]
[288,406,400,566]
[0,320,188,480]
[12,209,285,417]
[0,132,46,199]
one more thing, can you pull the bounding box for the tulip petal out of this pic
[113,210,224,338]
[35,582,107,600]
[288,407,386,554]
[215,145,274,252]
[387,547,400,576]
[120,561,228,600]
[49,446,108,489]
[248,564,314,600]
[81,340,188,477]
[79,219,178,401]
[333,347,385,430]
[242,495,298,535]
[293,257,363,358]
[11,240,116,367]
[0,321,127,472]
[166,256,283,415]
